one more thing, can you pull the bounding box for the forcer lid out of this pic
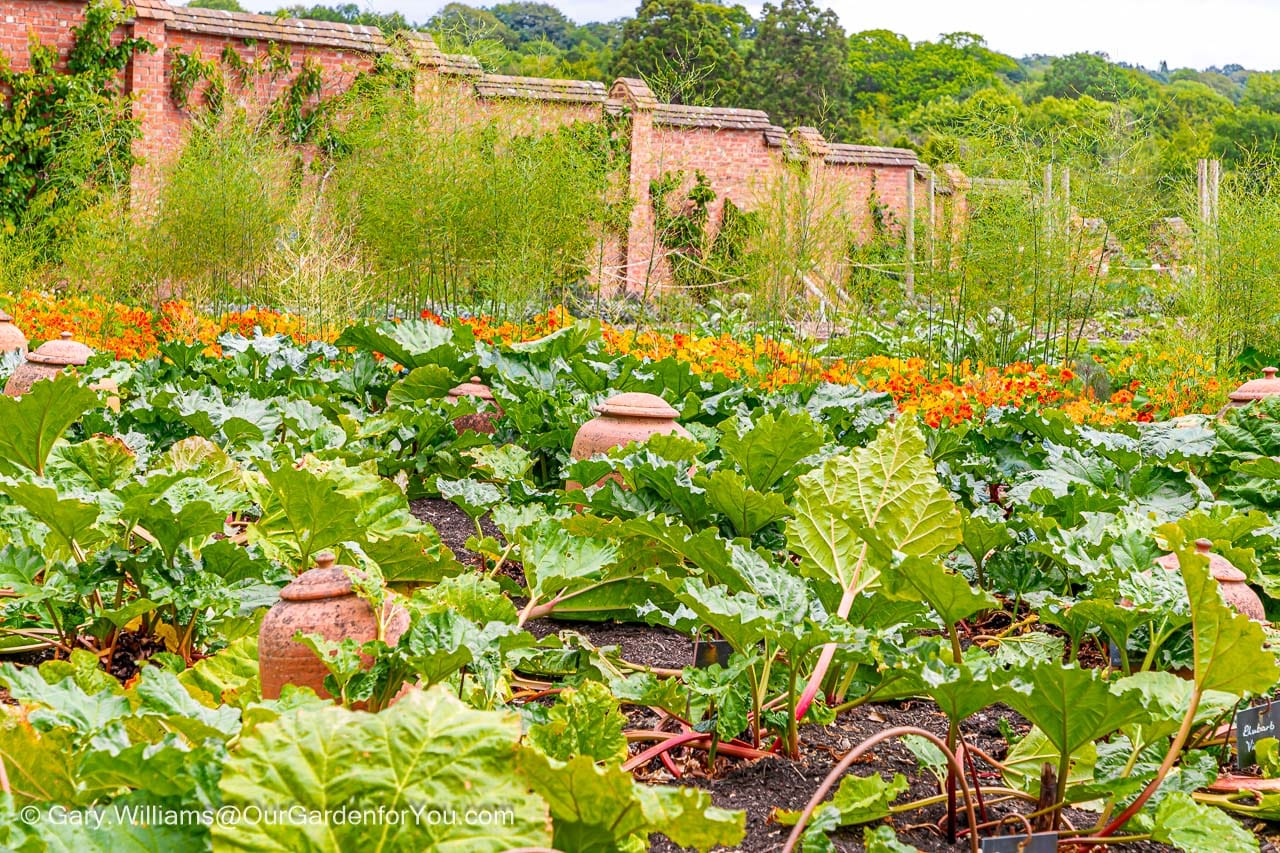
[279,552,356,601]
[447,376,495,401]
[595,392,679,419]
[27,332,92,367]
[1229,367,1280,403]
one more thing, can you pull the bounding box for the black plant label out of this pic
[1235,700,1277,769]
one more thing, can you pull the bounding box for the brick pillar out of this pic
[611,78,657,295]
[402,31,444,101]
[126,0,173,216]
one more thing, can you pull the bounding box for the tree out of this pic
[847,30,1016,120]
[491,2,578,49]
[189,0,247,10]
[1242,72,1280,113]
[742,0,852,136]
[1212,107,1280,168]
[1036,52,1153,102]
[427,3,518,48]
[612,0,747,105]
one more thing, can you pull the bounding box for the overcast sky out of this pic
[238,0,1280,71]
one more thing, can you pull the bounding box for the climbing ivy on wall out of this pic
[0,0,154,231]
[168,43,325,143]
[650,170,756,295]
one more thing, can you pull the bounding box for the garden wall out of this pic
[0,0,967,294]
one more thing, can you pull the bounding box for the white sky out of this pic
[235,0,1280,71]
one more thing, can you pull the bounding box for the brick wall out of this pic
[0,0,967,295]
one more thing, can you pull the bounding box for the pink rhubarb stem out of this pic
[795,584,859,721]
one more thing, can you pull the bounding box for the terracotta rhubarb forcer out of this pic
[1155,538,1267,622]
[258,552,410,700]
[568,392,692,489]
[447,376,503,435]
[0,310,27,356]
[1226,367,1280,410]
[3,332,92,397]
[572,392,691,457]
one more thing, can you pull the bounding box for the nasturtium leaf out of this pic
[0,372,100,475]
[1149,792,1259,853]
[216,687,551,852]
[528,680,628,764]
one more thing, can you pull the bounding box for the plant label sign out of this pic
[1236,701,1277,769]
[981,832,1057,853]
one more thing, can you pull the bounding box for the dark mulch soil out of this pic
[410,497,502,571]
[525,618,692,670]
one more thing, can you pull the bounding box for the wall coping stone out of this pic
[476,74,607,104]
[653,103,772,131]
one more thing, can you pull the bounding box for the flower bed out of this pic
[1,290,1211,424]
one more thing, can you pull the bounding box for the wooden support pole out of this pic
[905,167,916,298]
[927,173,936,271]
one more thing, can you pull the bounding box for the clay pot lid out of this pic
[1229,367,1280,402]
[279,552,355,601]
[448,376,494,400]
[0,310,13,323]
[1155,538,1247,582]
[27,332,92,367]
[595,392,679,419]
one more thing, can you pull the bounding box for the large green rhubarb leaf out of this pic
[789,418,960,598]
[518,749,744,852]
[1001,663,1148,771]
[0,372,100,476]
[215,687,551,852]
[1158,524,1280,696]
[718,409,824,492]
